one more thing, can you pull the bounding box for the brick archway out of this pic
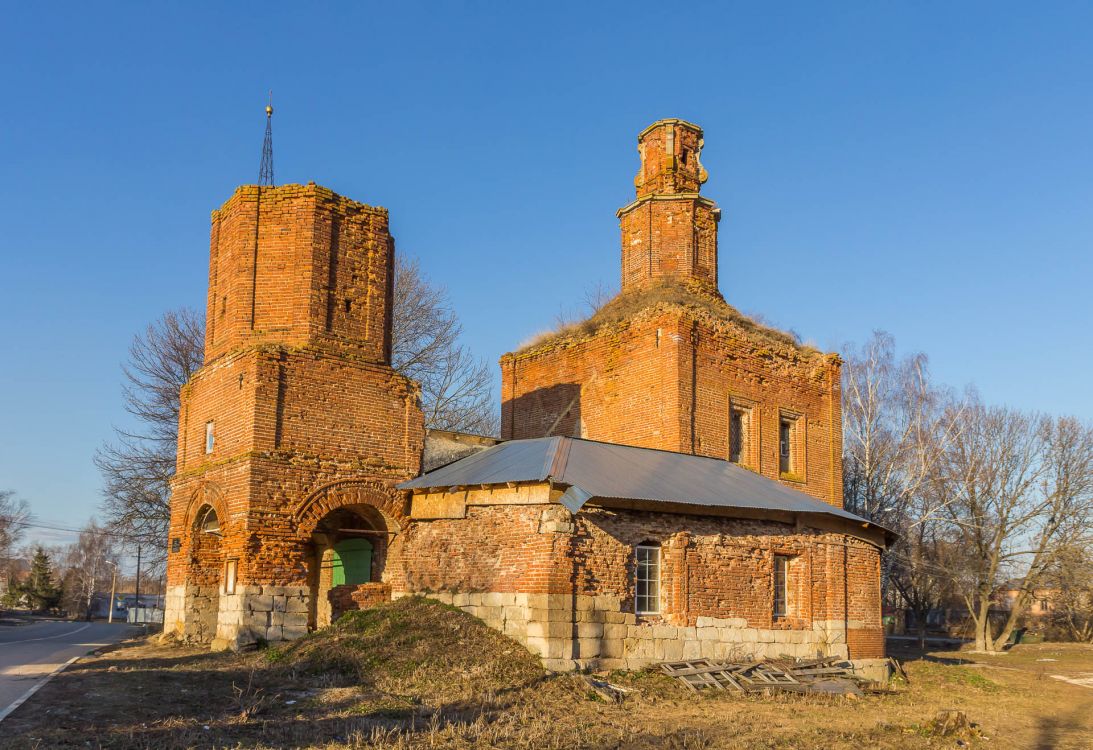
[293,479,408,629]
[292,478,408,537]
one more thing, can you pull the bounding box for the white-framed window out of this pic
[773,554,792,619]
[205,421,215,454]
[635,544,662,615]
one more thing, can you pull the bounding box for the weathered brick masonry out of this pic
[165,120,885,667]
[501,119,843,508]
[396,481,884,669]
[165,183,424,649]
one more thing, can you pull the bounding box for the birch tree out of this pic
[842,331,963,645]
[63,521,118,620]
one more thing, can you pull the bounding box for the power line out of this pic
[10,519,154,543]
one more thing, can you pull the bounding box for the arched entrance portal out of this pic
[309,504,389,628]
[184,504,223,640]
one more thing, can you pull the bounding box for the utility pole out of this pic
[105,560,118,624]
[133,545,141,623]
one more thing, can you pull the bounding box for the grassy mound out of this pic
[264,596,545,703]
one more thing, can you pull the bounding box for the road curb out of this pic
[0,655,81,724]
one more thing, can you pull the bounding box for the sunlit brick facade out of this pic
[164,122,885,667]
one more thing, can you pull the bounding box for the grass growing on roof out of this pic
[518,280,818,355]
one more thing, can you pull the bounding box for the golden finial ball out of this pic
[266,104,273,116]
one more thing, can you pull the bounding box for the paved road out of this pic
[0,620,136,720]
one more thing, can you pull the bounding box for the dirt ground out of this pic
[2,603,1092,749]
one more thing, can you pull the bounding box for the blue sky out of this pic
[2,2,1092,550]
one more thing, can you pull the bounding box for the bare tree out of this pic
[841,332,963,646]
[842,331,961,522]
[1045,542,1093,643]
[935,402,1093,652]
[62,520,119,620]
[95,308,204,572]
[98,261,498,564]
[553,279,617,330]
[391,256,497,435]
[0,490,31,576]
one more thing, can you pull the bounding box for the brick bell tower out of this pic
[164,183,425,649]
[618,119,721,295]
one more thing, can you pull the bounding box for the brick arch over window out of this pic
[292,479,408,538]
[183,481,229,534]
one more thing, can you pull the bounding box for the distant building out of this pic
[164,120,890,670]
[88,593,165,620]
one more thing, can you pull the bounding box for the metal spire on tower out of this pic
[258,91,275,186]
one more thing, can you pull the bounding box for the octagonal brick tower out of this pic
[164,183,425,649]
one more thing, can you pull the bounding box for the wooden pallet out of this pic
[660,656,877,696]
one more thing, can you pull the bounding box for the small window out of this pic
[680,148,691,165]
[635,545,661,615]
[730,406,751,465]
[773,554,792,619]
[779,417,795,475]
[205,421,215,454]
[224,559,238,595]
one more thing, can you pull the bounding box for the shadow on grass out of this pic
[1035,704,1092,750]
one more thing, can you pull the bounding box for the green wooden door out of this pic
[330,538,373,586]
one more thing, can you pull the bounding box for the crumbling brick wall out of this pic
[397,490,884,662]
[165,183,424,649]
[500,120,844,507]
[501,308,843,507]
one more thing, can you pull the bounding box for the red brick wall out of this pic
[204,183,394,365]
[501,309,843,506]
[500,310,686,449]
[621,120,718,294]
[396,501,884,657]
[329,582,392,621]
[501,118,844,506]
[397,505,562,594]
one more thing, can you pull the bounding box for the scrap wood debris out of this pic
[659,655,897,696]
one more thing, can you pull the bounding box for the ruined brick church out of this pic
[164,119,889,670]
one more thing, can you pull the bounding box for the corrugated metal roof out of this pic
[399,436,887,538]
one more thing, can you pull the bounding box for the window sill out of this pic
[779,471,804,483]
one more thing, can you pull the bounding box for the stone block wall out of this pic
[212,584,310,649]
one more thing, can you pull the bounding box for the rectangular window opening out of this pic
[224,559,238,596]
[635,545,661,615]
[730,406,750,465]
[205,421,215,454]
[773,554,793,619]
[779,417,795,475]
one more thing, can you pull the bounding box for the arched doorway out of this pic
[309,504,389,628]
[185,504,223,640]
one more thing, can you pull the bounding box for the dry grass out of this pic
[3,599,1092,749]
[518,280,818,355]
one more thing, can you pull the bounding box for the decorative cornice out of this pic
[616,193,719,218]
